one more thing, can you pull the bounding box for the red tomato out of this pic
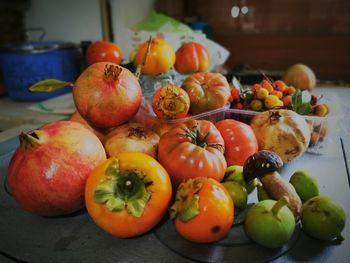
[181,72,231,115]
[215,119,258,166]
[85,153,172,238]
[157,119,227,187]
[171,177,234,243]
[174,42,210,74]
[152,83,190,119]
[86,40,123,65]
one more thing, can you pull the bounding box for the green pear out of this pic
[257,184,272,201]
[301,195,346,242]
[245,197,296,248]
[225,165,257,194]
[289,170,319,202]
[222,181,248,212]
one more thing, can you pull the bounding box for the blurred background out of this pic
[0,0,349,84]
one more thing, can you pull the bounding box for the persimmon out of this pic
[170,177,234,243]
[85,153,172,238]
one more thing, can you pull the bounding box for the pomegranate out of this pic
[69,110,108,143]
[7,121,106,217]
[282,63,316,91]
[250,109,311,163]
[104,123,160,159]
[73,62,142,128]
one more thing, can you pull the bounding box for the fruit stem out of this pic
[135,36,152,80]
[182,125,224,153]
[271,196,290,218]
[19,130,44,150]
[336,234,345,242]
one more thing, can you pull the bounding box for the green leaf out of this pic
[296,103,312,115]
[178,194,200,222]
[105,160,120,177]
[291,89,302,111]
[106,197,125,211]
[94,178,116,203]
[232,76,254,101]
[29,79,72,93]
[291,89,312,115]
[126,189,151,217]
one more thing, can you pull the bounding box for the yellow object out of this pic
[135,37,176,75]
[256,88,269,100]
[250,99,263,111]
[264,95,282,109]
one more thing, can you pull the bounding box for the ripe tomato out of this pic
[152,83,190,119]
[170,177,234,243]
[174,41,210,74]
[181,72,231,115]
[85,152,172,238]
[157,119,227,187]
[215,119,258,166]
[135,37,175,75]
[86,40,123,65]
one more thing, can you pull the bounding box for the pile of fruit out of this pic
[229,77,331,117]
[6,38,347,252]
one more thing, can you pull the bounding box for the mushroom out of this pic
[243,150,302,220]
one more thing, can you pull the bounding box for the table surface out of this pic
[0,86,350,263]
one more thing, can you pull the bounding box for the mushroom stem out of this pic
[260,171,302,220]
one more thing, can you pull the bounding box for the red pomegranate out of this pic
[69,110,108,143]
[7,121,106,217]
[73,63,142,128]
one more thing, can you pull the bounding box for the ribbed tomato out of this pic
[157,119,227,187]
[181,72,231,115]
[174,41,210,74]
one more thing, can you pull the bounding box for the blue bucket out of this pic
[0,41,81,101]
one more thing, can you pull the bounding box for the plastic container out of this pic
[133,99,337,155]
[0,41,81,101]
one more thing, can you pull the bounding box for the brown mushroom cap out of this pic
[243,150,283,182]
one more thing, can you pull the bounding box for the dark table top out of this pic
[1,131,350,263]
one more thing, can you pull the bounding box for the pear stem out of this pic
[336,234,345,242]
[271,196,290,218]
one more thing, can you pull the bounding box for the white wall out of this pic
[25,0,155,46]
[110,0,155,44]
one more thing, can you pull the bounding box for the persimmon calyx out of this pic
[170,178,204,222]
[94,159,152,217]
